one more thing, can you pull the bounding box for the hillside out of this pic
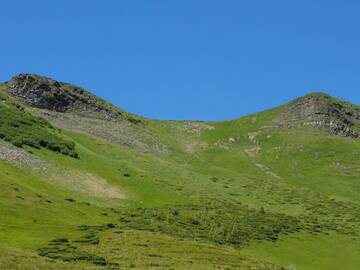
[0,74,359,270]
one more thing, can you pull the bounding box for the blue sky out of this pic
[1,1,360,120]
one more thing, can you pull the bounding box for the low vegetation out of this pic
[0,76,359,270]
[0,89,78,158]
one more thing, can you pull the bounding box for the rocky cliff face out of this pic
[8,74,125,121]
[275,93,360,138]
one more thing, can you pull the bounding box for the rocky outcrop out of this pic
[6,74,170,155]
[7,74,130,121]
[0,144,43,169]
[303,120,358,138]
[274,93,360,138]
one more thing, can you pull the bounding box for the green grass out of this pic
[0,86,359,269]
[243,231,360,270]
[0,90,78,157]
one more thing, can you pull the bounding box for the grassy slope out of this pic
[0,84,359,269]
[0,130,281,269]
[0,86,78,157]
[243,232,360,270]
[146,102,360,269]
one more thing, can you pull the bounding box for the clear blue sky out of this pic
[1,1,359,120]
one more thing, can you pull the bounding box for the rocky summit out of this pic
[0,74,360,270]
[8,74,125,121]
[275,92,360,138]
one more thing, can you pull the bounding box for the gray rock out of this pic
[8,74,128,122]
[274,93,360,138]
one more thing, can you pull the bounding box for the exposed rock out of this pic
[274,93,360,138]
[182,122,215,135]
[303,120,358,138]
[244,146,261,157]
[7,74,139,122]
[33,109,170,155]
[255,163,282,180]
[6,74,171,155]
[0,144,43,169]
[248,132,258,142]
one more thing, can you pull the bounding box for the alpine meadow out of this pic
[0,73,359,270]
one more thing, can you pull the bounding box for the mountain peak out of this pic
[7,73,124,121]
[274,92,360,138]
[299,91,330,97]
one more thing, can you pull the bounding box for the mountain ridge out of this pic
[1,73,360,270]
[4,73,360,140]
[5,73,360,121]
